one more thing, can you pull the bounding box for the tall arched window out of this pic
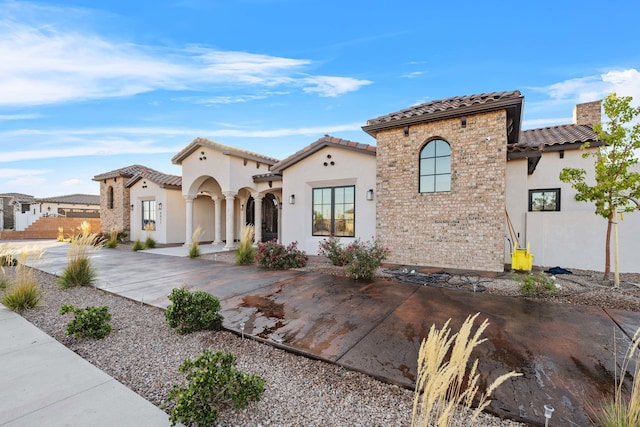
[419,139,451,193]
[107,186,114,209]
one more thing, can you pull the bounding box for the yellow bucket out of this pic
[511,242,533,271]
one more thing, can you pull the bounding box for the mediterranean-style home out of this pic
[94,91,640,273]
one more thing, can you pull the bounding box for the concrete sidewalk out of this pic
[0,305,175,427]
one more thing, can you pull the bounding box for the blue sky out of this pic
[1,0,639,198]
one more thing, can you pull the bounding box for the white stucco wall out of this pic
[506,149,640,272]
[280,146,376,255]
[130,180,185,244]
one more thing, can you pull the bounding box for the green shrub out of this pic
[515,272,557,296]
[2,281,40,311]
[0,255,17,267]
[165,287,223,334]
[132,239,144,251]
[318,235,348,266]
[168,349,266,427]
[144,237,156,249]
[188,244,200,258]
[236,225,255,265]
[255,240,307,270]
[342,238,390,280]
[59,304,112,339]
[58,257,95,288]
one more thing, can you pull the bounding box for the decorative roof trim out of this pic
[172,137,279,165]
[271,135,376,174]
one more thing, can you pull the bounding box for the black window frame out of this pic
[419,139,451,193]
[528,188,561,212]
[141,200,157,230]
[107,186,114,210]
[312,185,355,237]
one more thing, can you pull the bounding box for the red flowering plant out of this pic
[318,235,348,266]
[255,240,308,270]
[341,238,390,280]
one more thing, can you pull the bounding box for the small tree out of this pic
[560,93,640,280]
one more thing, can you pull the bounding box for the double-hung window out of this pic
[141,200,156,230]
[312,186,355,237]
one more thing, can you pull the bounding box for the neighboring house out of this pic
[92,165,183,244]
[95,91,640,273]
[0,193,35,230]
[0,193,98,231]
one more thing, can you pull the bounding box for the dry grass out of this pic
[236,224,255,265]
[1,247,43,311]
[411,313,521,427]
[591,327,640,426]
[58,232,102,288]
[189,226,203,258]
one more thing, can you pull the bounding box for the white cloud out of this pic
[0,2,372,106]
[0,114,41,121]
[302,76,373,97]
[601,69,640,106]
[403,71,423,78]
[0,168,49,178]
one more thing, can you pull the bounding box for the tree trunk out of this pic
[603,212,613,281]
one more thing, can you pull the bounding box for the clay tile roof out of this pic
[172,137,279,165]
[125,167,182,189]
[93,164,148,181]
[519,124,598,148]
[363,90,523,137]
[270,135,376,174]
[36,194,100,205]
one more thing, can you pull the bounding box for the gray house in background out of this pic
[0,193,36,230]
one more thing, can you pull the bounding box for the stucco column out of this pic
[212,195,222,244]
[277,198,282,243]
[223,191,236,249]
[184,196,194,246]
[252,193,263,244]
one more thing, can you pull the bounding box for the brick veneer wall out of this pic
[0,217,101,240]
[98,178,131,236]
[375,110,508,272]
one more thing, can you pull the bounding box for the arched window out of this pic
[419,139,451,193]
[107,186,114,209]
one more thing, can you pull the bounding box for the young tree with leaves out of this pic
[560,93,640,280]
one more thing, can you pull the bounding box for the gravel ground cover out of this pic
[4,248,639,426]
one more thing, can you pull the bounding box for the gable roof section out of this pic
[363,91,524,143]
[270,135,376,174]
[172,137,279,165]
[125,168,182,190]
[93,164,147,181]
[36,194,100,205]
[0,193,35,203]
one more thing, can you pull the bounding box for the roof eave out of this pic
[362,97,524,138]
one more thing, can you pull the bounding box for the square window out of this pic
[529,189,560,212]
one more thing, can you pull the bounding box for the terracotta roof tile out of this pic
[363,91,523,132]
[270,135,376,173]
[125,167,182,189]
[93,164,147,181]
[519,124,598,148]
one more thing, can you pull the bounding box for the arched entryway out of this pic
[245,193,278,242]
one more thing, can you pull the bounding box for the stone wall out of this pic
[375,110,508,272]
[98,177,130,236]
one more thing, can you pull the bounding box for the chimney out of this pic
[573,100,602,127]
